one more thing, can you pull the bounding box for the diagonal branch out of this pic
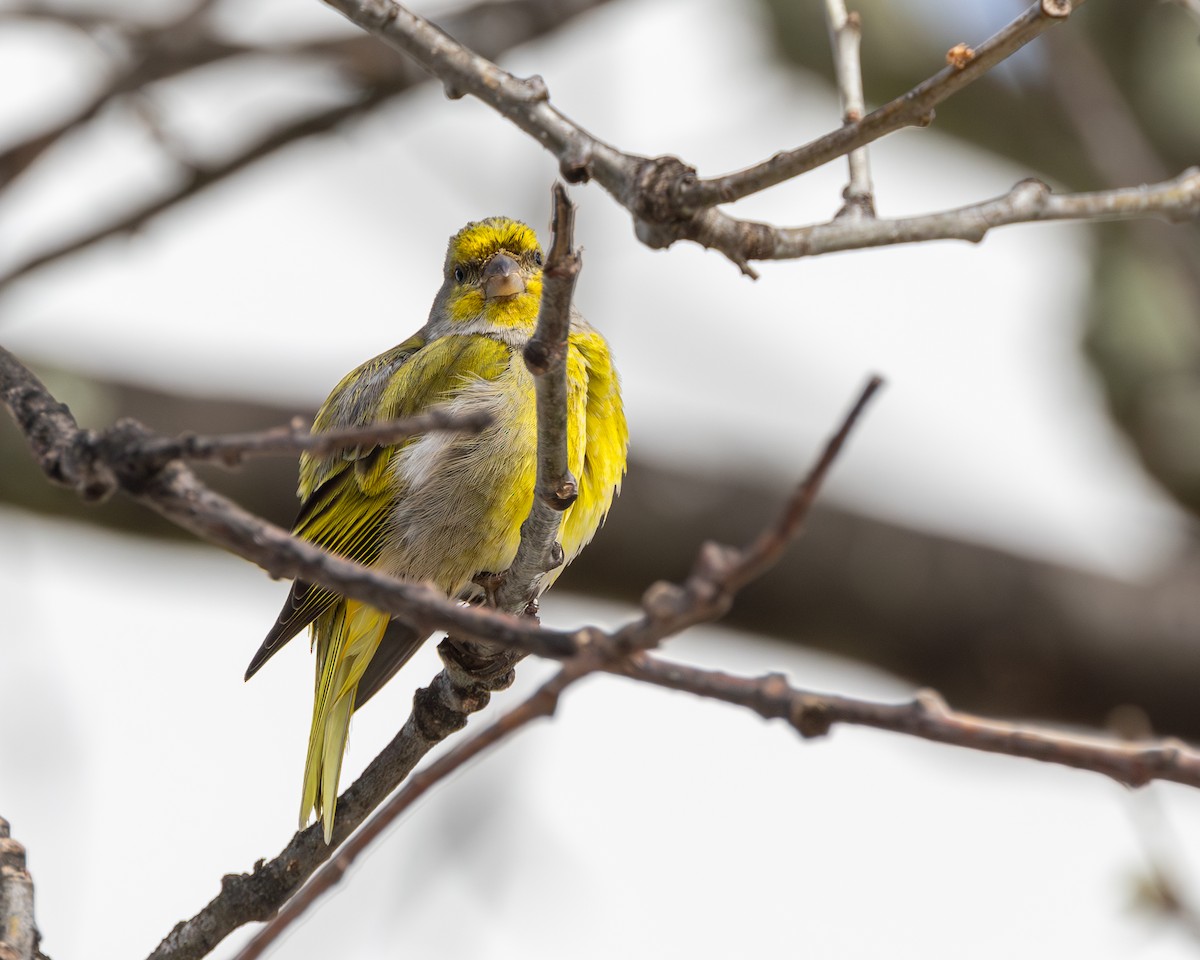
[229,657,593,960]
[0,345,575,659]
[680,0,1084,209]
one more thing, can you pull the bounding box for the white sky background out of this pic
[2,0,1199,957]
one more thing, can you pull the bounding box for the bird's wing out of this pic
[245,334,429,679]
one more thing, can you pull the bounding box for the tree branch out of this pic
[718,170,1200,261]
[223,374,882,955]
[133,408,490,470]
[680,0,1084,209]
[229,656,592,960]
[0,345,575,659]
[612,656,1200,791]
[312,0,1175,274]
[823,0,875,218]
[495,183,581,612]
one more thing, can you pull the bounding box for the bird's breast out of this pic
[384,344,537,592]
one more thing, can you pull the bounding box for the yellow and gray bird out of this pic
[244,217,627,842]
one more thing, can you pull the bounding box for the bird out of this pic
[244,216,628,842]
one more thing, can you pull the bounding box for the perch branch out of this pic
[227,374,882,954]
[495,183,582,612]
[230,657,594,960]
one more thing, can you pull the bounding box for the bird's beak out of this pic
[483,252,525,299]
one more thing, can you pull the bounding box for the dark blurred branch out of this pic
[0,0,617,290]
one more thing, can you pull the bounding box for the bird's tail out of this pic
[301,598,390,843]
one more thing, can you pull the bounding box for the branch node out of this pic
[641,580,688,620]
[914,688,949,720]
[946,43,976,70]
[1040,0,1072,18]
[792,695,833,739]
[548,475,578,511]
[634,155,698,223]
[523,335,566,376]
[519,73,550,102]
[559,140,594,183]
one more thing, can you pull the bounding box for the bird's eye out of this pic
[533,251,543,266]
[453,266,465,283]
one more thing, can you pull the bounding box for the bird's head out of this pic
[438,217,544,330]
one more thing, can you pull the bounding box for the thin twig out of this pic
[823,0,875,218]
[134,408,491,469]
[681,170,1200,262]
[679,0,1084,209]
[612,655,1200,790]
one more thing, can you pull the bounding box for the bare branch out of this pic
[134,408,491,469]
[230,657,592,960]
[680,0,1085,209]
[612,656,1200,791]
[210,374,882,953]
[147,635,529,960]
[0,344,575,659]
[702,170,1200,261]
[310,0,1200,273]
[823,0,875,218]
[0,83,408,291]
